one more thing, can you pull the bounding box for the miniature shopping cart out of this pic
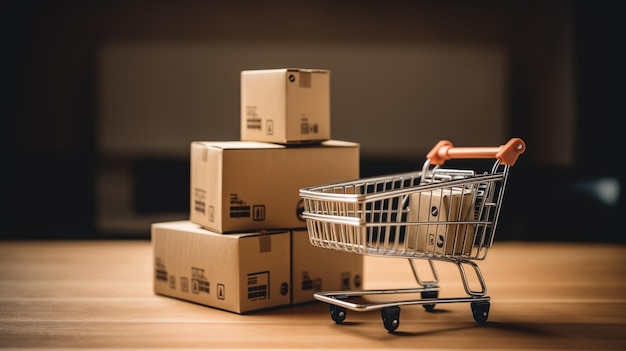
[299,138,526,332]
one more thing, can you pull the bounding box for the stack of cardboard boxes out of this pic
[152,68,364,313]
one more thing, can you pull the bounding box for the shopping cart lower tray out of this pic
[299,138,526,332]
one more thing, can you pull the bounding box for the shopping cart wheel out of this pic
[470,301,490,324]
[329,305,347,324]
[381,306,401,333]
[421,290,438,312]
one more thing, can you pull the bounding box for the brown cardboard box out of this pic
[291,229,363,304]
[241,68,330,144]
[152,221,365,311]
[407,187,476,256]
[190,140,359,233]
[152,221,291,314]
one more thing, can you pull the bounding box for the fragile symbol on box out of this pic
[252,205,265,221]
[217,283,225,300]
[266,120,274,135]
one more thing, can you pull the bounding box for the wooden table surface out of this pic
[0,240,624,350]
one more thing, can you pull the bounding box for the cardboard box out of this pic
[291,229,363,304]
[190,140,359,233]
[152,221,291,314]
[152,221,365,312]
[407,187,476,255]
[241,68,330,143]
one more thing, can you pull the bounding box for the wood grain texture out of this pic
[0,240,625,350]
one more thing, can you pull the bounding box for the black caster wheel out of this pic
[470,301,490,324]
[421,290,438,312]
[329,304,347,324]
[381,306,401,333]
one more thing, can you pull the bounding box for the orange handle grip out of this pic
[427,138,526,166]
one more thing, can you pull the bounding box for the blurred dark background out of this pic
[2,0,623,242]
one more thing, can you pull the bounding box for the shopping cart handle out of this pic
[427,138,526,166]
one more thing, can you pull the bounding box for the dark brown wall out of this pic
[2,0,622,241]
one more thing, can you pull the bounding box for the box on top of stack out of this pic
[241,68,330,144]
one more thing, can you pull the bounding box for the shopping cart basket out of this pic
[299,138,526,332]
